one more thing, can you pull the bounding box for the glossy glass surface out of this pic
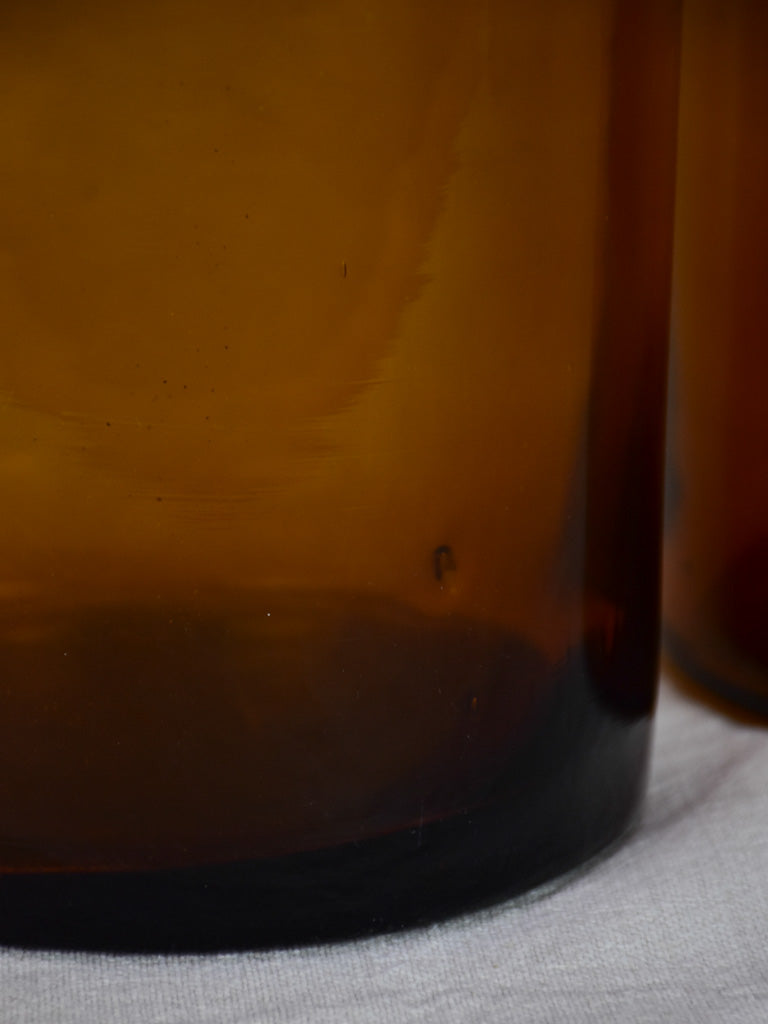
[664,0,768,714]
[0,0,679,948]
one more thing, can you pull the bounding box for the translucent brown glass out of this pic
[0,0,679,949]
[664,0,768,714]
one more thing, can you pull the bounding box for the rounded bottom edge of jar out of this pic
[0,720,652,954]
[662,627,768,721]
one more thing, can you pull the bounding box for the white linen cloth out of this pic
[2,676,767,1024]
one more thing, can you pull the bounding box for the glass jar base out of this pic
[0,717,650,953]
[663,629,768,720]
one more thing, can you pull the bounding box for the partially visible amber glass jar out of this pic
[0,0,679,950]
[664,0,768,714]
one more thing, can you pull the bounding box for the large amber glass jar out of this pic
[664,0,768,714]
[1,0,679,949]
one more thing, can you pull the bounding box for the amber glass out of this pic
[0,0,679,949]
[664,0,768,714]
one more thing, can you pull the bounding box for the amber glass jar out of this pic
[0,0,679,949]
[664,0,768,714]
